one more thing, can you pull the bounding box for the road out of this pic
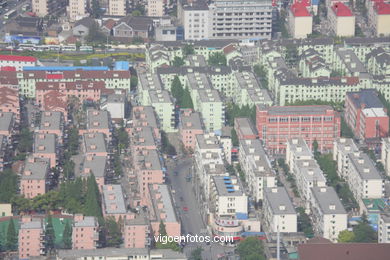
[167,158,235,260]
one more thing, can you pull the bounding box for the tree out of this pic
[172,56,185,67]
[337,230,355,243]
[6,219,17,251]
[62,221,72,249]
[353,213,377,242]
[131,75,138,91]
[171,76,184,100]
[253,64,268,89]
[161,131,177,156]
[0,169,18,203]
[297,207,314,238]
[105,217,122,247]
[63,160,75,180]
[208,52,227,66]
[155,221,180,251]
[84,175,103,223]
[285,44,299,67]
[231,129,239,147]
[180,87,194,109]
[86,22,106,44]
[182,44,195,57]
[17,128,33,153]
[90,0,103,18]
[45,215,55,252]
[312,139,319,155]
[132,10,142,16]
[236,237,265,260]
[189,247,203,260]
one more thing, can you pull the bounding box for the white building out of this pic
[67,0,87,22]
[179,2,210,41]
[148,0,165,17]
[0,55,37,71]
[381,137,390,176]
[310,186,348,242]
[108,0,126,16]
[347,152,384,201]
[239,139,276,202]
[328,2,355,37]
[286,138,313,171]
[263,187,297,233]
[379,213,390,243]
[288,1,313,39]
[333,138,359,179]
[100,93,126,121]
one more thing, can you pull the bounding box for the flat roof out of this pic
[81,156,107,178]
[132,106,158,129]
[102,185,127,215]
[132,126,156,147]
[196,133,221,150]
[197,89,222,103]
[22,157,49,180]
[187,72,212,90]
[20,220,42,229]
[346,89,384,109]
[87,109,110,130]
[40,111,62,131]
[83,133,107,154]
[311,186,346,215]
[138,71,162,90]
[235,117,257,137]
[348,153,383,180]
[213,176,244,196]
[287,138,313,158]
[33,133,56,154]
[74,216,98,227]
[0,112,13,132]
[57,248,149,258]
[150,184,177,223]
[296,159,326,183]
[264,187,296,215]
[265,105,334,116]
[180,109,203,130]
[148,89,173,104]
[135,149,162,171]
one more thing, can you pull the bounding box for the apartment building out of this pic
[32,0,67,17]
[83,133,108,157]
[109,0,126,16]
[148,0,164,16]
[333,138,358,179]
[256,105,341,154]
[310,186,348,242]
[138,70,163,105]
[329,2,355,37]
[0,135,6,172]
[101,93,127,121]
[234,118,257,140]
[193,89,224,134]
[35,81,105,107]
[347,152,384,201]
[131,106,160,139]
[80,155,107,191]
[0,112,14,137]
[333,49,368,77]
[38,111,64,144]
[179,1,210,40]
[367,0,390,36]
[366,47,390,77]
[124,213,150,248]
[147,90,176,133]
[0,55,37,71]
[20,157,50,199]
[239,138,276,202]
[18,218,45,259]
[179,109,204,150]
[134,149,164,205]
[286,138,313,170]
[130,126,158,153]
[102,185,129,221]
[0,86,20,123]
[288,1,313,39]
[208,0,273,40]
[263,187,297,233]
[147,184,181,237]
[381,137,390,176]
[85,109,111,140]
[72,215,99,250]
[33,133,57,168]
[299,48,331,78]
[345,89,389,141]
[378,213,390,243]
[67,0,87,22]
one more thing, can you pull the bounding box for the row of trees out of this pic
[171,76,194,109]
[338,213,377,243]
[225,103,256,127]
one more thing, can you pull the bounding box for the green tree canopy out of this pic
[90,0,103,18]
[45,215,55,251]
[189,247,203,260]
[0,169,18,203]
[182,44,195,57]
[253,64,268,89]
[131,75,138,91]
[155,221,180,251]
[208,52,227,66]
[84,175,103,223]
[337,230,355,243]
[236,237,266,260]
[231,128,239,147]
[172,56,185,67]
[62,221,72,249]
[105,217,122,247]
[6,219,17,251]
[353,213,377,242]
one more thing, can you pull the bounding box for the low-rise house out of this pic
[113,16,154,41]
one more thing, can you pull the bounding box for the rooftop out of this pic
[0,112,13,132]
[264,187,296,215]
[311,186,346,215]
[235,117,257,137]
[150,184,178,223]
[138,71,162,90]
[33,133,56,154]
[264,105,334,116]
[73,216,98,227]
[102,185,127,215]
[83,133,107,154]
[346,89,384,109]
[196,133,221,150]
[57,248,148,258]
[296,159,326,183]
[332,2,353,16]
[0,54,37,62]
[132,126,157,147]
[81,156,107,178]
[374,1,390,15]
[348,152,383,180]
[40,111,62,131]
[22,157,50,180]
[148,90,174,104]
[197,89,222,103]
[20,220,43,230]
[135,149,162,171]
[290,2,311,17]
[87,109,110,130]
[180,109,203,130]
[213,176,244,197]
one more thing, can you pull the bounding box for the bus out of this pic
[18,43,35,51]
[22,4,30,12]
[79,45,93,52]
[61,45,77,52]
[4,9,17,20]
[47,45,61,52]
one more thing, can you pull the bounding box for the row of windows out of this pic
[268,116,334,123]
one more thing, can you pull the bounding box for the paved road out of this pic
[167,158,235,260]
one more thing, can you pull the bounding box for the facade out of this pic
[179,109,204,150]
[72,215,99,250]
[33,133,57,168]
[288,1,313,39]
[179,2,210,40]
[148,0,164,16]
[0,86,20,123]
[20,157,50,199]
[0,55,37,71]
[147,90,176,133]
[256,105,341,154]
[18,218,45,259]
[32,0,67,17]
[263,187,297,233]
[333,138,358,179]
[109,0,126,16]
[67,0,87,22]
[329,2,355,37]
[123,213,150,248]
[368,0,390,37]
[310,186,348,242]
[378,213,390,243]
[345,89,389,141]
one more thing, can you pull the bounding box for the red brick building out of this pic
[345,89,389,144]
[256,105,341,154]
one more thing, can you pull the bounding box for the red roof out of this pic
[46,74,64,80]
[0,55,37,62]
[291,2,311,17]
[0,66,16,71]
[374,1,390,14]
[332,2,353,16]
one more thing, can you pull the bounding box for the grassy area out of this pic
[0,50,145,62]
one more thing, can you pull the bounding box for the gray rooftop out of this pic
[239,139,274,176]
[132,106,158,129]
[138,70,163,90]
[213,176,244,196]
[187,72,212,90]
[235,71,260,89]
[0,112,13,132]
[311,186,347,215]
[20,220,43,230]
[40,111,62,131]
[83,133,107,154]
[346,89,384,109]
[197,89,222,103]
[81,156,107,178]
[106,93,126,103]
[135,149,162,171]
[185,55,207,67]
[235,117,257,137]
[33,133,56,154]
[287,138,312,158]
[180,109,203,130]
[87,109,110,130]
[22,157,50,180]
[336,48,367,74]
[196,133,221,150]
[150,184,177,223]
[102,185,127,215]
[157,66,232,76]
[132,126,156,147]
[74,216,98,227]
[265,105,334,116]
[57,248,149,259]
[348,152,383,180]
[264,187,296,215]
[334,138,358,153]
[296,159,326,183]
[149,90,174,104]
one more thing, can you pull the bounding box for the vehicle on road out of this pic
[4,9,17,19]
[182,206,188,212]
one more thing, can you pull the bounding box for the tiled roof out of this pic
[0,55,36,62]
[291,2,311,17]
[332,2,353,16]
[374,1,390,14]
